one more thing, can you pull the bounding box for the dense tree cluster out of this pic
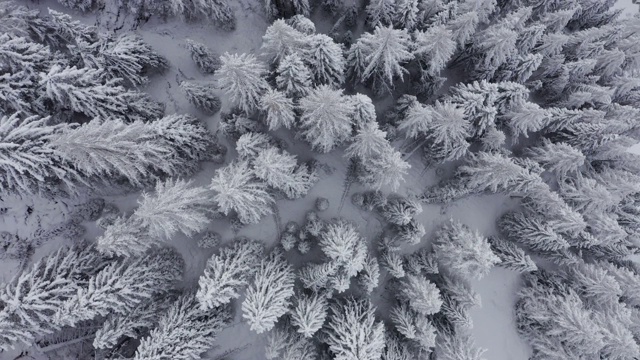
[2,0,640,359]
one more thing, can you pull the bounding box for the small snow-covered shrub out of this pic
[185,39,222,74]
[315,197,329,211]
[198,231,221,249]
[181,81,222,114]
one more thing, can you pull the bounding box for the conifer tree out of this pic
[349,26,413,94]
[525,140,586,178]
[261,19,305,64]
[252,147,317,199]
[319,220,367,277]
[345,120,410,190]
[435,329,487,360]
[349,93,377,130]
[197,238,264,309]
[358,254,380,294]
[433,220,500,280]
[0,113,76,196]
[291,292,328,338]
[40,65,128,120]
[488,236,537,273]
[134,293,232,360]
[499,211,570,252]
[298,85,354,153]
[299,261,338,292]
[324,297,386,360]
[301,33,345,86]
[209,160,274,224]
[276,53,312,97]
[53,248,183,327]
[242,251,295,334]
[380,197,422,226]
[259,88,296,130]
[185,39,221,74]
[394,0,420,30]
[52,115,214,189]
[97,33,168,86]
[390,302,437,352]
[413,25,456,75]
[365,0,396,28]
[398,274,443,315]
[133,178,215,239]
[180,81,222,114]
[235,132,275,159]
[0,243,102,351]
[93,294,176,350]
[217,52,269,113]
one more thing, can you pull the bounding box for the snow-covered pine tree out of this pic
[180,81,222,114]
[264,321,316,359]
[433,220,500,280]
[453,152,544,195]
[134,292,232,360]
[488,236,537,273]
[0,243,102,351]
[275,53,312,97]
[286,14,316,34]
[93,293,176,350]
[381,250,406,278]
[216,52,269,114]
[389,302,437,352]
[259,88,296,130]
[301,33,345,86]
[235,132,275,159]
[435,329,487,360]
[185,39,221,74]
[398,274,443,315]
[516,272,609,359]
[324,297,386,360]
[252,147,317,199]
[298,85,354,153]
[413,25,456,76]
[380,197,422,226]
[358,254,380,294]
[209,160,274,224]
[0,113,79,196]
[319,220,367,278]
[51,115,214,189]
[525,140,585,179]
[133,178,215,239]
[499,211,571,253]
[57,0,94,12]
[349,26,413,94]
[299,261,338,292]
[53,247,183,327]
[95,216,150,257]
[188,0,236,30]
[40,65,155,121]
[197,237,264,309]
[0,34,51,76]
[394,0,420,30]
[346,121,410,190]
[365,0,395,28]
[349,93,377,130]
[97,33,168,86]
[242,251,295,333]
[261,19,305,64]
[291,292,328,338]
